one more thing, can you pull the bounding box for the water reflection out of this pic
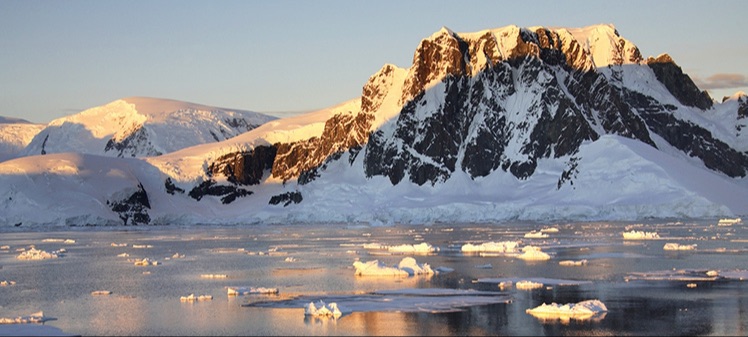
[1,222,748,336]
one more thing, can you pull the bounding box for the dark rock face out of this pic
[646,54,713,110]
[186,145,275,204]
[108,183,151,225]
[164,177,185,195]
[209,145,277,185]
[271,109,373,184]
[269,191,303,206]
[738,96,748,119]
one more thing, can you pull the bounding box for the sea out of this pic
[1,219,747,336]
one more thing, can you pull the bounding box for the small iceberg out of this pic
[0,311,56,324]
[227,286,279,296]
[180,294,213,302]
[200,274,228,279]
[524,231,549,239]
[133,258,158,266]
[387,242,439,254]
[517,246,551,261]
[305,300,344,318]
[353,257,436,277]
[17,248,58,260]
[526,299,608,321]
[559,259,588,266]
[461,241,520,253]
[91,290,112,295]
[718,218,742,226]
[516,280,544,290]
[663,243,696,251]
[622,230,660,240]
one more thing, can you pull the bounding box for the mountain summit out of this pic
[21,97,277,158]
[1,24,747,226]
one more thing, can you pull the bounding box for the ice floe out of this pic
[353,257,437,277]
[91,290,112,295]
[477,277,593,287]
[17,247,59,260]
[526,299,608,322]
[200,274,228,279]
[559,259,588,266]
[247,288,511,314]
[524,230,549,239]
[0,280,15,286]
[0,311,55,324]
[622,230,660,240]
[515,280,544,290]
[227,286,279,296]
[663,243,697,251]
[41,238,75,244]
[133,258,158,266]
[460,241,520,254]
[625,269,724,282]
[718,217,742,226]
[387,242,439,254]
[180,294,213,302]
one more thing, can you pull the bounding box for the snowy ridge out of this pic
[1,24,748,226]
[0,117,44,162]
[20,97,277,158]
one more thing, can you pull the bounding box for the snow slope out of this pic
[20,97,277,158]
[0,117,44,162]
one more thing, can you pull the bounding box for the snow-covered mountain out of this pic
[0,117,44,162]
[20,97,277,158]
[2,24,748,227]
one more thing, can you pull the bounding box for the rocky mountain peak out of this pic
[645,53,713,110]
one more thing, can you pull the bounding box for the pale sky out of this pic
[1,0,746,123]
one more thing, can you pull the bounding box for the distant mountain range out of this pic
[1,24,747,227]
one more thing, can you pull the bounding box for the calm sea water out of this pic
[1,220,747,336]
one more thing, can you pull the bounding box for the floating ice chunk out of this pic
[284,257,297,262]
[461,241,520,253]
[718,218,742,226]
[475,263,493,269]
[626,269,721,282]
[517,246,551,261]
[663,243,697,251]
[387,242,439,254]
[91,290,112,295]
[17,248,58,260]
[0,280,16,286]
[559,259,588,266]
[540,227,560,233]
[687,283,697,288]
[516,280,544,290]
[524,231,549,239]
[200,274,228,278]
[117,253,129,257]
[622,230,660,240]
[227,286,279,296]
[132,244,153,248]
[111,243,127,247]
[171,253,185,259]
[180,294,213,302]
[362,242,388,250]
[0,245,9,250]
[353,257,436,277]
[41,238,74,243]
[435,266,454,273]
[526,299,608,321]
[305,300,343,318]
[133,258,158,266]
[0,311,55,324]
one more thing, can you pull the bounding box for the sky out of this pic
[1,0,746,123]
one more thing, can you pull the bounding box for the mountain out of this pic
[1,24,748,227]
[20,97,277,158]
[0,117,45,162]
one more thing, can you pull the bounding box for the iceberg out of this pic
[227,286,279,296]
[305,300,344,318]
[622,230,660,240]
[526,299,608,321]
[353,257,436,277]
[517,246,551,261]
